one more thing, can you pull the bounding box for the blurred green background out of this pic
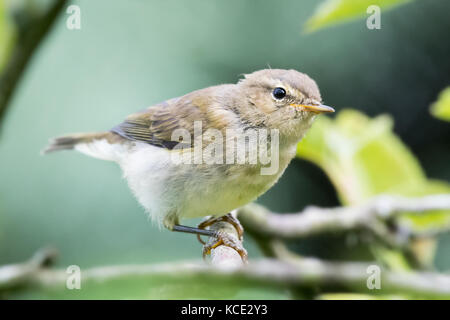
[0,0,449,298]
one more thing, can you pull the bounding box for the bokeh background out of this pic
[0,0,449,299]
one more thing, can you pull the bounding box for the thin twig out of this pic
[0,247,58,290]
[237,194,450,246]
[0,0,68,126]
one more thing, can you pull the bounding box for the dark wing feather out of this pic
[111,97,202,149]
[111,85,236,150]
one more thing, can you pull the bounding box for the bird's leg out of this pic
[171,214,248,264]
[196,213,244,245]
[171,224,218,238]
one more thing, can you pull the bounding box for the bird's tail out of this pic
[42,132,126,162]
[42,132,109,153]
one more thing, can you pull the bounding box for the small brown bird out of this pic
[44,69,334,262]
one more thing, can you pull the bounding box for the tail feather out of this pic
[43,136,82,154]
[43,132,128,162]
[42,132,114,154]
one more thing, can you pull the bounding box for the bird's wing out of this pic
[111,95,210,149]
[111,85,237,149]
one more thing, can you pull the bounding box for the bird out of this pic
[44,68,334,262]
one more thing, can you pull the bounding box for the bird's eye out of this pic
[272,87,286,100]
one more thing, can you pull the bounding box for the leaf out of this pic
[297,110,425,205]
[297,109,450,233]
[0,0,15,71]
[304,0,413,33]
[430,87,450,122]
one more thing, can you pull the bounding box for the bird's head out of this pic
[235,69,334,141]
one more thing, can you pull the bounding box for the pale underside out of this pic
[76,138,298,228]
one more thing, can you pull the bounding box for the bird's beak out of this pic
[290,104,335,114]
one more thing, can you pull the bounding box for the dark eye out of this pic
[272,87,286,100]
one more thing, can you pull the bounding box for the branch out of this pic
[0,247,58,290]
[2,195,450,298]
[0,0,68,126]
[237,194,450,247]
[1,249,450,299]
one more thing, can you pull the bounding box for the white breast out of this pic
[76,137,297,228]
[117,142,296,227]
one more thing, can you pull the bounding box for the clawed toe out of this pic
[202,231,248,264]
[196,213,244,245]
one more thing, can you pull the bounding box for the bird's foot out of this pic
[202,230,248,264]
[196,213,244,245]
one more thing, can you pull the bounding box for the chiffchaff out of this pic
[44,69,334,261]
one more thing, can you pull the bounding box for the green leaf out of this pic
[297,109,450,233]
[430,87,450,122]
[305,0,413,33]
[0,0,15,71]
[297,109,425,205]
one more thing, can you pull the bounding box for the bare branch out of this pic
[237,194,450,246]
[0,247,58,290]
[2,195,450,298]
[2,250,450,298]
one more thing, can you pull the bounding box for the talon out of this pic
[202,231,248,264]
[197,216,216,245]
[197,234,207,245]
[196,213,244,245]
[202,238,223,259]
[222,213,244,241]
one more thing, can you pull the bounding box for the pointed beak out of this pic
[290,104,335,114]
